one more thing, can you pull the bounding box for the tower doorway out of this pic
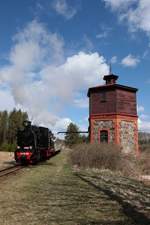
[100,130,108,143]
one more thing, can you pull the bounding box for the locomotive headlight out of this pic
[17,146,20,149]
[29,146,32,150]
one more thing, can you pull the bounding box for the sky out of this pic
[0,0,150,134]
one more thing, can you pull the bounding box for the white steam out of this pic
[0,20,109,132]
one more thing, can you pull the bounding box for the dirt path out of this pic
[0,152,14,169]
[0,150,137,225]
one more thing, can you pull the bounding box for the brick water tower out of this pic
[87,73,138,153]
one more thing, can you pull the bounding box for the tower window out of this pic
[100,130,108,143]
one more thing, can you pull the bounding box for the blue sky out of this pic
[0,0,150,133]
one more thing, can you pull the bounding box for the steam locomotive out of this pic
[15,121,56,165]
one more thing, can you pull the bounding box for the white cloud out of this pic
[138,105,145,112]
[54,118,72,131]
[103,0,150,37]
[84,116,89,121]
[83,35,94,51]
[0,88,15,111]
[121,54,140,67]
[74,98,88,108]
[125,0,150,34]
[52,0,77,20]
[138,118,150,132]
[103,0,135,11]
[142,49,149,59]
[138,106,150,132]
[96,25,112,39]
[140,114,150,120]
[110,56,117,64]
[0,20,109,131]
[78,123,88,133]
[96,32,108,39]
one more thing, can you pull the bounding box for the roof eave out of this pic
[87,84,138,97]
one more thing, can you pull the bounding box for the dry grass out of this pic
[70,143,139,177]
[139,150,150,175]
[0,150,135,225]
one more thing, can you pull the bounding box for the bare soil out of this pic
[0,152,14,169]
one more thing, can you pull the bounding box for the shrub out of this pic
[0,143,16,152]
[70,143,139,177]
[139,142,150,152]
[138,150,150,175]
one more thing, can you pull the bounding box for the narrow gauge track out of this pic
[0,165,23,178]
[0,150,61,178]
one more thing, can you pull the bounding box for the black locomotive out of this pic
[15,121,55,164]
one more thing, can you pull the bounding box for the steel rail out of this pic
[0,165,22,178]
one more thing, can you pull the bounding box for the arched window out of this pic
[100,130,108,143]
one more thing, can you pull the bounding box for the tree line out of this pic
[0,109,28,151]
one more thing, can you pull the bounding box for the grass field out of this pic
[0,150,136,225]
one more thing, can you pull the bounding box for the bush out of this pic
[0,143,16,152]
[139,142,150,152]
[70,143,139,177]
[139,150,150,175]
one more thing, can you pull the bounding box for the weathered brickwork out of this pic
[92,120,115,143]
[120,121,135,153]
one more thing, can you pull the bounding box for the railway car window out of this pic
[100,130,108,143]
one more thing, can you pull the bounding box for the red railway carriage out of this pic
[15,121,55,164]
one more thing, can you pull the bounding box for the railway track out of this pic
[0,151,61,178]
[0,150,61,178]
[0,165,23,178]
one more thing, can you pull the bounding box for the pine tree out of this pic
[0,109,28,151]
[8,109,28,144]
[8,109,17,144]
[1,111,8,144]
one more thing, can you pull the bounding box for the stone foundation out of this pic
[90,116,138,154]
[92,120,115,143]
[120,120,136,153]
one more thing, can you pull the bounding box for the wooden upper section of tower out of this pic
[87,73,138,117]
